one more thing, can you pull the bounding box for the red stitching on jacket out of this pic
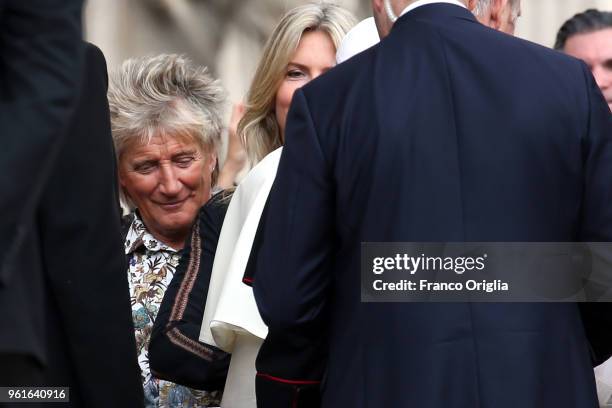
[167,327,214,362]
[256,373,320,385]
[163,220,215,361]
[169,221,201,321]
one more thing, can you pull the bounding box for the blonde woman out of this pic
[200,3,356,407]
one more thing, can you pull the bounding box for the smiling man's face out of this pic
[119,133,215,248]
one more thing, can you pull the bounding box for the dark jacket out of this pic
[149,192,231,391]
[253,4,612,408]
[0,42,144,407]
[0,0,84,286]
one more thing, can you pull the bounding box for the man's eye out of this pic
[135,163,156,174]
[175,156,195,167]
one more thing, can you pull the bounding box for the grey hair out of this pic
[473,0,520,18]
[108,54,225,209]
[473,0,492,17]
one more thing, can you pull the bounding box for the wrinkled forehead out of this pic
[122,129,207,158]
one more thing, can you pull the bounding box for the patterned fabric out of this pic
[125,213,221,408]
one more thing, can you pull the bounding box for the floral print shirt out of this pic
[125,213,221,408]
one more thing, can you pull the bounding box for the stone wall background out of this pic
[85,0,370,103]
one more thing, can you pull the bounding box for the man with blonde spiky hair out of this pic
[108,54,229,408]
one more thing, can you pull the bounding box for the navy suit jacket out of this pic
[253,4,612,408]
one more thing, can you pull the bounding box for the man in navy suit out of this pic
[252,0,612,407]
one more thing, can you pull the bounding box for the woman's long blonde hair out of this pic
[239,2,356,166]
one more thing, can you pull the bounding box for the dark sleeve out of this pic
[149,192,232,391]
[242,198,269,286]
[577,62,612,366]
[0,0,85,285]
[38,44,144,406]
[252,90,332,407]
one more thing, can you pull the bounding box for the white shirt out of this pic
[400,0,466,17]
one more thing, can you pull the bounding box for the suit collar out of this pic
[399,0,466,17]
[393,1,477,30]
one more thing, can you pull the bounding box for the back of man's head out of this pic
[473,0,494,17]
[372,0,470,38]
[472,0,521,35]
[554,9,612,50]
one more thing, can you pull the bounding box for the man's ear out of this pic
[117,170,132,204]
[118,168,127,189]
[489,0,505,30]
[209,152,218,173]
[466,0,479,12]
[372,0,385,15]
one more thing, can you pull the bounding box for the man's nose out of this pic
[158,164,182,196]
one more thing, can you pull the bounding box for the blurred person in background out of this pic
[556,12,612,405]
[555,9,612,112]
[108,54,228,408]
[216,103,248,189]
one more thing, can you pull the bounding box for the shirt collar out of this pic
[124,212,177,255]
[400,0,466,17]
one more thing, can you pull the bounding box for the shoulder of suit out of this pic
[471,27,582,71]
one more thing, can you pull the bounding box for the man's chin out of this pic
[159,217,192,235]
[158,201,187,212]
